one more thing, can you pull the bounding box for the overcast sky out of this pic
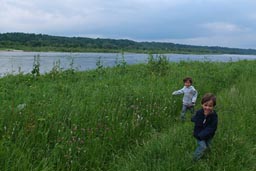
[1,0,256,49]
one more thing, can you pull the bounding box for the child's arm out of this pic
[191,112,198,122]
[191,88,198,103]
[191,109,201,122]
[172,87,184,95]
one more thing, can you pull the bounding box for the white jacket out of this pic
[172,86,198,106]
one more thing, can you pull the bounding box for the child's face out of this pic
[184,80,191,87]
[202,100,214,115]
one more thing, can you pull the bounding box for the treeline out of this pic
[1,32,256,54]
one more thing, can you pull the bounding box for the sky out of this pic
[1,0,256,49]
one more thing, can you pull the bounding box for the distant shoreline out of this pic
[0,49,24,52]
[1,49,254,55]
[2,33,256,55]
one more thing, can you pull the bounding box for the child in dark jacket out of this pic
[191,93,218,161]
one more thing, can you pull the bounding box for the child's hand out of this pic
[188,102,195,107]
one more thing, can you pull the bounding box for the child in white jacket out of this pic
[172,77,198,121]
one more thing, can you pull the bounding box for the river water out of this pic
[0,51,256,77]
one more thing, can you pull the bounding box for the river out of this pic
[0,51,256,77]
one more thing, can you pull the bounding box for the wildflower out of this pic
[17,103,26,111]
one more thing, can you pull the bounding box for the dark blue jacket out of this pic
[191,109,218,140]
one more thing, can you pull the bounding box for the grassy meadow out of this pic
[0,56,255,171]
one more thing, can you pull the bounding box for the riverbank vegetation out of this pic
[1,32,256,54]
[0,57,255,170]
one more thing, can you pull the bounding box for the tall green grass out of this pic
[0,58,255,170]
[110,60,256,171]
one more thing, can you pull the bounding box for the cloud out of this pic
[161,33,256,49]
[1,0,256,49]
[201,22,244,33]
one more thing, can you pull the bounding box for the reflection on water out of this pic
[0,51,256,77]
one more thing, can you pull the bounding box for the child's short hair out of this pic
[183,77,193,84]
[201,93,216,106]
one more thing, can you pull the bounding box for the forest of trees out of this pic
[1,32,256,54]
